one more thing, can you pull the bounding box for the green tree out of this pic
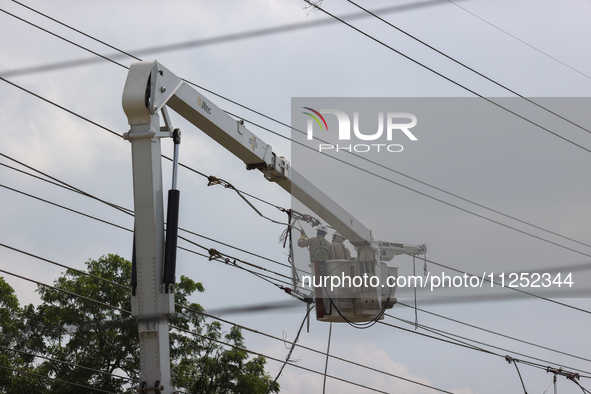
[0,254,279,393]
[0,277,47,393]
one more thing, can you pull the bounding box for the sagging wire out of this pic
[269,303,314,393]
[325,282,394,330]
[206,175,294,229]
[277,209,322,292]
[279,209,298,290]
[205,176,327,294]
[322,322,332,394]
[505,356,528,394]
[413,255,418,330]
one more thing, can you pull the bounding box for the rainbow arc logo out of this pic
[302,107,328,131]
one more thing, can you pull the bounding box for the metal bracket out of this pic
[138,381,164,394]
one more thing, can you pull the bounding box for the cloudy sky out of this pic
[2,0,591,393]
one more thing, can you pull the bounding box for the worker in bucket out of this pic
[298,224,334,262]
[332,231,351,260]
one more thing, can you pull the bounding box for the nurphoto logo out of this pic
[302,107,418,153]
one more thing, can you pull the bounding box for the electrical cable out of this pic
[302,0,591,154]
[177,245,294,290]
[0,267,131,316]
[397,301,591,364]
[0,241,488,393]
[177,226,309,276]
[3,9,591,364]
[177,302,457,394]
[0,152,132,215]
[411,254,591,315]
[378,318,498,356]
[0,345,137,383]
[169,323,405,394]
[378,317,591,382]
[0,8,128,73]
[3,0,455,78]
[447,0,591,82]
[176,236,293,282]
[4,59,591,264]
[4,244,585,393]
[4,167,590,321]
[4,1,591,257]
[2,240,450,394]
[346,0,591,136]
[1,149,308,276]
[505,356,529,394]
[3,155,590,317]
[0,365,118,394]
[269,303,313,392]
[0,182,133,233]
[9,0,141,61]
[0,242,129,291]
[0,165,306,285]
[234,114,591,258]
[0,172,304,290]
[0,77,122,140]
[322,322,332,394]
[386,313,591,377]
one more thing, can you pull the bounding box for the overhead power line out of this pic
[3,72,591,265]
[4,243,588,392]
[385,313,591,377]
[302,0,591,154]
[2,125,590,315]
[346,0,591,136]
[0,183,132,233]
[3,6,591,259]
[0,182,294,291]
[413,254,591,315]
[0,259,453,394]
[3,152,591,314]
[2,0,456,78]
[170,323,450,394]
[271,303,313,389]
[2,6,591,307]
[0,149,306,275]
[397,301,591,364]
[0,345,137,384]
[446,0,591,82]
[0,243,449,392]
[0,267,131,315]
[0,365,118,394]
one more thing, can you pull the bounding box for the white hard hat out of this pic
[317,225,328,233]
[333,231,344,238]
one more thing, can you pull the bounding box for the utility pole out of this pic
[122,61,177,394]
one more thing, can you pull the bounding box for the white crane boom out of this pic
[121,60,426,390]
[123,60,374,246]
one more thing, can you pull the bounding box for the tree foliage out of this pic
[0,254,279,393]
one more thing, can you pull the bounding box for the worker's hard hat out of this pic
[317,225,328,234]
[333,231,344,238]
